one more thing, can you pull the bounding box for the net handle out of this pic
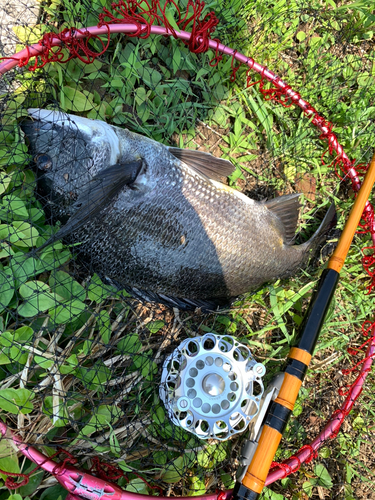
[1,23,375,498]
[0,420,233,500]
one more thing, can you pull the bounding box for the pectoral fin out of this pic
[38,161,142,250]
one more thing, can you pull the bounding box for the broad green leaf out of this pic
[319,447,331,459]
[75,361,111,391]
[18,281,61,317]
[162,454,195,483]
[172,47,182,75]
[302,481,313,496]
[352,415,365,430]
[310,36,322,47]
[134,87,147,106]
[117,334,141,355]
[0,171,11,195]
[39,484,67,500]
[13,326,34,343]
[0,331,12,348]
[146,320,164,333]
[10,256,38,285]
[150,69,162,87]
[0,437,20,481]
[0,270,14,313]
[197,443,227,468]
[188,476,206,496]
[34,355,54,370]
[49,299,86,324]
[152,405,166,425]
[98,310,111,344]
[314,463,333,489]
[19,280,53,300]
[88,273,116,302]
[18,463,44,497]
[164,6,180,32]
[49,270,86,301]
[152,450,168,466]
[12,25,44,44]
[9,221,39,247]
[132,353,157,380]
[59,363,76,375]
[79,405,123,436]
[0,195,28,220]
[262,488,286,500]
[0,241,14,259]
[61,86,95,112]
[5,494,24,500]
[221,473,235,489]
[0,388,34,414]
[0,352,11,364]
[36,248,71,274]
[117,461,133,473]
[126,478,149,495]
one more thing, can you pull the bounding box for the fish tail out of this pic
[302,202,337,259]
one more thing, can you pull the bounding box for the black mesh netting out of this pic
[0,1,374,499]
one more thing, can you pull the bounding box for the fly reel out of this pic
[160,334,266,440]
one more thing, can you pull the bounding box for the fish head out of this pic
[19,110,140,215]
[22,109,173,201]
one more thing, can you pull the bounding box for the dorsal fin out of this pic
[265,193,302,244]
[169,147,235,182]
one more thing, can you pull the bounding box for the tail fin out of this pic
[303,202,337,258]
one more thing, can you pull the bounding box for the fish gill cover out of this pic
[0,1,374,499]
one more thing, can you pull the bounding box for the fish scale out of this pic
[21,109,336,310]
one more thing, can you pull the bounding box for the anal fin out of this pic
[106,278,230,312]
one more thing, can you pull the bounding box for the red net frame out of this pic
[0,0,375,497]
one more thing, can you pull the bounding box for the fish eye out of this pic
[34,153,53,170]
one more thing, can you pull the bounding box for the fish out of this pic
[21,108,336,310]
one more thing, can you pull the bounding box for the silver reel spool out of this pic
[160,334,266,440]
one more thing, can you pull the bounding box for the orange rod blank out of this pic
[235,151,375,500]
[274,373,302,411]
[328,152,375,273]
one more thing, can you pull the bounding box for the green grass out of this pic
[0,0,375,498]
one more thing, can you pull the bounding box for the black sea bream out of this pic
[21,109,335,309]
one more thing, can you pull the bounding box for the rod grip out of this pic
[233,270,339,499]
[242,426,283,494]
[296,268,339,353]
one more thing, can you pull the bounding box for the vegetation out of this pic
[0,0,374,498]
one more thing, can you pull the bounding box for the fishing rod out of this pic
[232,151,375,500]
